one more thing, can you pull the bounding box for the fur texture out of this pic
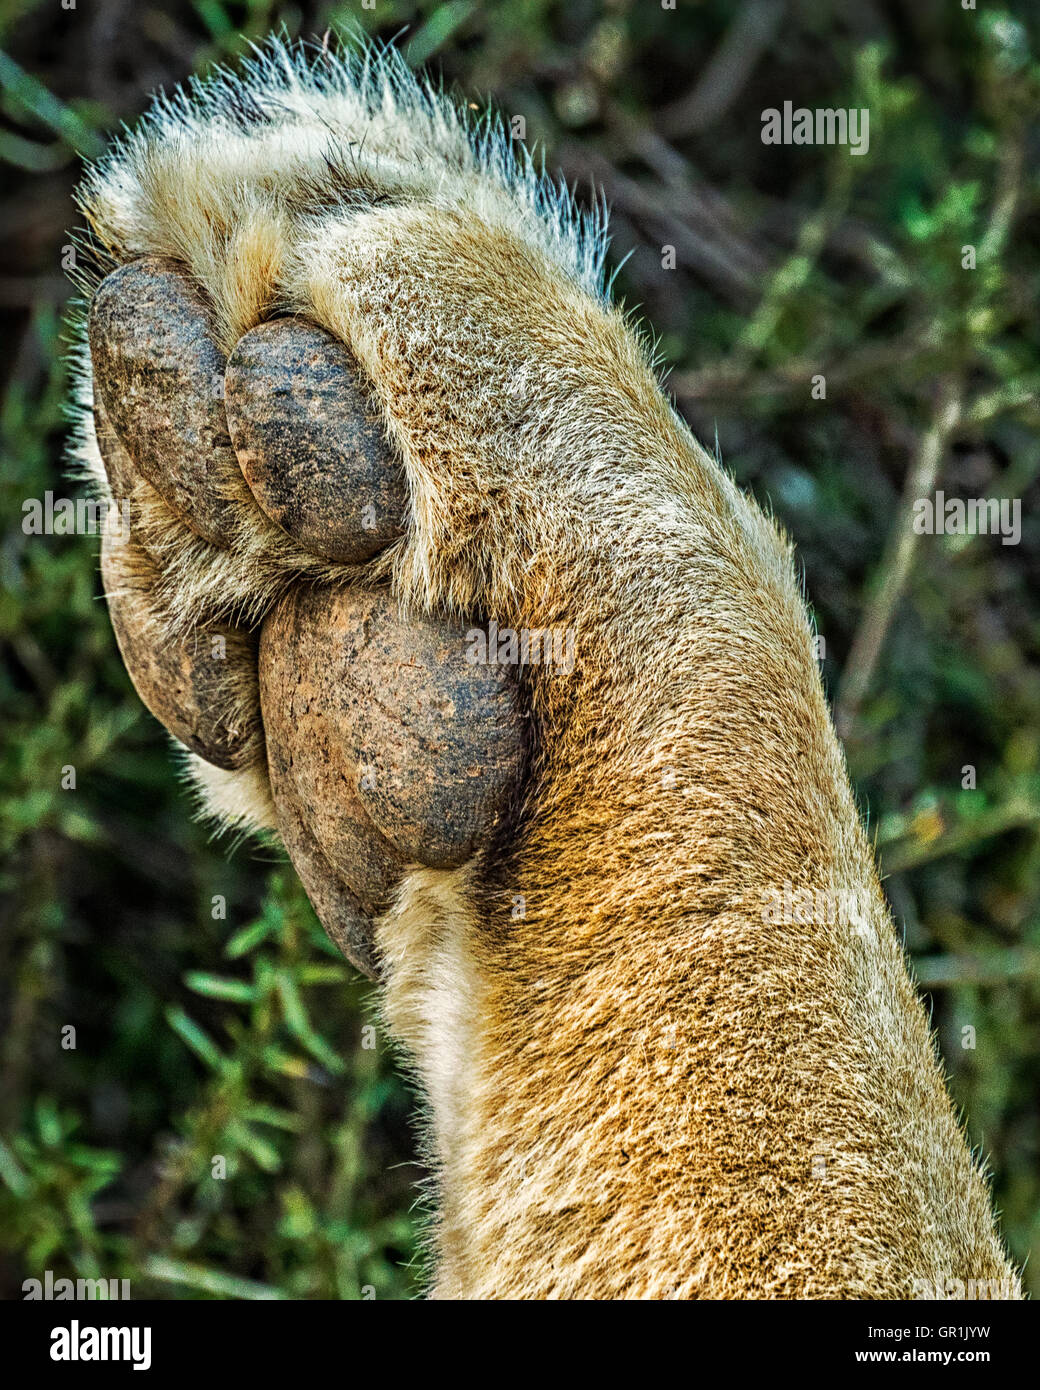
[71,38,1020,1299]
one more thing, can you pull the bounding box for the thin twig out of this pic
[913,948,1040,989]
[671,335,932,403]
[835,377,964,738]
[880,798,1040,874]
[557,141,769,308]
[835,118,1026,738]
[656,0,788,137]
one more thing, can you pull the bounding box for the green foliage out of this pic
[1,0,1038,1298]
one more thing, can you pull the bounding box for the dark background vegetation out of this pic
[1,0,1038,1299]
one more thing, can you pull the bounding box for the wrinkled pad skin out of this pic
[260,587,525,873]
[90,258,242,548]
[101,532,261,770]
[226,320,407,562]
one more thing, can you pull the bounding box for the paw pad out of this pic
[89,258,526,978]
[226,320,407,562]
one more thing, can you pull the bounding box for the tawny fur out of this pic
[71,39,1020,1299]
